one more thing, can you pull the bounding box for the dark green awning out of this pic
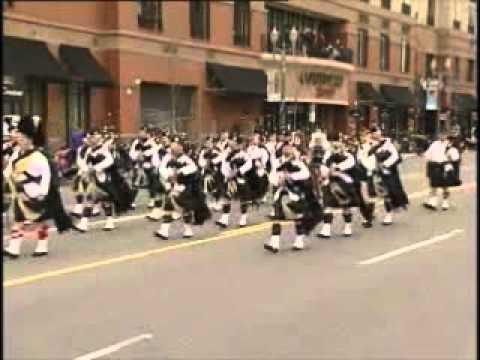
[3,36,70,85]
[357,82,385,104]
[207,62,266,96]
[452,93,477,113]
[59,45,113,87]
[380,85,415,107]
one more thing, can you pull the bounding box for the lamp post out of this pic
[270,26,300,133]
[289,27,298,130]
[349,99,362,141]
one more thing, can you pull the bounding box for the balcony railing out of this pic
[261,33,353,64]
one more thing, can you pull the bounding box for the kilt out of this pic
[322,178,360,208]
[171,182,211,225]
[427,161,461,188]
[274,184,322,234]
[380,167,409,209]
[427,161,446,188]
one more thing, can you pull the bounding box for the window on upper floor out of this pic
[137,1,163,31]
[359,13,369,24]
[360,0,369,3]
[427,0,435,26]
[400,37,410,73]
[467,59,474,82]
[380,34,390,71]
[233,0,251,47]
[381,0,391,10]
[190,1,210,40]
[401,1,411,16]
[453,20,461,30]
[357,29,368,68]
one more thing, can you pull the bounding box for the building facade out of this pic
[3,0,477,149]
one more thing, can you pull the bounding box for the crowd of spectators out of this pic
[298,28,353,63]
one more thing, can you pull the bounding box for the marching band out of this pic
[2,115,464,258]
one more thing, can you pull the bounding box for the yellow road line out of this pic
[3,182,476,289]
[3,222,274,288]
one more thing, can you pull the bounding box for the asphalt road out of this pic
[3,152,477,359]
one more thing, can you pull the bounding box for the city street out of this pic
[3,152,477,360]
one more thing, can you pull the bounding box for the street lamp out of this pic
[270,26,288,132]
[289,26,299,130]
[289,26,298,56]
[349,100,362,140]
[269,26,301,132]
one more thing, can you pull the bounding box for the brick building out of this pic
[2,0,477,149]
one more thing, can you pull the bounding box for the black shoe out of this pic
[215,221,228,229]
[146,215,161,222]
[154,231,168,240]
[317,234,331,239]
[362,221,373,228]
[71,224,86,233]
[32,251,48,257]
[423,203,437,211]
[3,250,19,259]
[264,244,279,253]
[291,246,304,251]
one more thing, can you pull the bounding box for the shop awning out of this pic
[3,36,71,86]
[452,93,477,112]
[380,85,415,107]
[206,62,266,96]
[357,82,385,104]
[59,45,113,87]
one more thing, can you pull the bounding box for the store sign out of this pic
[3,89,24,97]
[261,55,353,104]
[299,72,344,87]
[270,69,349,103]
[3,76,24,97]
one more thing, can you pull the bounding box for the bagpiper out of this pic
[70,131,101,218]
[215,136,256,228]
[316,141,360,238]
[423,132,462,211]
[154,142,211,239]
[3,115,74,258]
[129,126,161,209]
[75,130,133,232]
[368,127,409,225]
[265,144,322,252]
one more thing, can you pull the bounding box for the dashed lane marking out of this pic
[357,229,465,265]
[73,333,153,360]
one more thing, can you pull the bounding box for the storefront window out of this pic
[68,82,88,133]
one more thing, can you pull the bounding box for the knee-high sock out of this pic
[270,222,281,248]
